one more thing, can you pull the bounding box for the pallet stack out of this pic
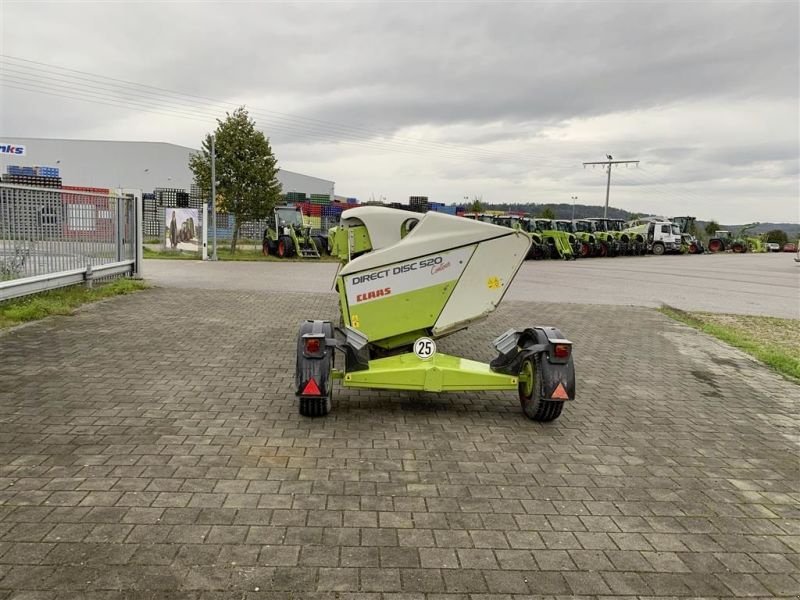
[409,196,430,213]
[286,192,306,203]
[2,165,63,188]
[142,193,159,237]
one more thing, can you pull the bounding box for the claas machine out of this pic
[491,214,546,260]
[531,218,580,259]
[262,205,327,258]
[294,207,577,421]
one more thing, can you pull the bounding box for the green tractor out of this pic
[585,219,626,256]
[609,219,647,255]
[576,219,618,257]
[492,215,546,260]
[294,206,577,420]
[570,220,600,257]
[553,220,597,258]
[530,218,580,260]
[708,223,761,254]
[263,205,327,258]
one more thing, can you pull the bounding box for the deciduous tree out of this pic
[190,107,282,252]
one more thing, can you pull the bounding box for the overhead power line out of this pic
[0,54,569,167]
[583,155,640,218]
[2,55,729,213]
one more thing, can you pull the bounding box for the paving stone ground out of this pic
[0,286,797,599]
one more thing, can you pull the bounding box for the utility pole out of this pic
[582,154,639,218]
[211,135,218,261]
[571,195,578,221]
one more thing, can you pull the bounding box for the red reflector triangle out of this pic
[551,382,569,400]
[302,378,322,396]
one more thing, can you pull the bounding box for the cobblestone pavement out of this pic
[0,287,797,599]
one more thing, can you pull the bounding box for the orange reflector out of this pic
[551,382,569,400]
[302,378,322,396]
[553,344,571,359]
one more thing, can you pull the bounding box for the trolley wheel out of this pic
[518,355,564,422]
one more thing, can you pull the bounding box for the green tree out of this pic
[539,207,556,220]
[189,107,282,253]
[764,229,788,246]
[704,220,720,237]
[468,197,484,212]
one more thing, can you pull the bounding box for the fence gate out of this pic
[0,184,142,301]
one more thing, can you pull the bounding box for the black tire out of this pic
[731,242,746,253]
[518,355,564,422]
[652,242,665,256]
[312,236,325,256]
[262,239,277,256]
[278,236,295,258]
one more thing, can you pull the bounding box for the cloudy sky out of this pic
[1,0,798,222]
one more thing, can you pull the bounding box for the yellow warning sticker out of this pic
[487,276,503,289]
[350,314,360,328]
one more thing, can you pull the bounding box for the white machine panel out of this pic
[344,245,474,306]
[433,233,530,336]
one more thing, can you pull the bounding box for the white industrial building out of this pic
[0,137,335,196]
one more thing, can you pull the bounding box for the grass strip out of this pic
[0,278,148,329]
[659,305,800,381]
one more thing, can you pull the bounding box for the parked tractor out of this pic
[263,205,326,258]
[708,224,761,253]
[531,219,580,260]
[670,216,704,254]
[462,213,496,224]
[492,215,546,260]
[295,206,577,420]
[571,220,599,257]
[609,219,647,255]
[580,219,619,257]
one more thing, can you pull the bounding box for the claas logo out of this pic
[356,287,391,303]
[0,144,25,155]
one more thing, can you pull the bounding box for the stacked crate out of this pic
[320,203,344,232]
[155,188,192,209]
[3,164,63,189]
[2,165,64,239]
[433,205,457,215]
[310,194,331,207]
[286,191,306,203]
[142,193,159,237]
[409,196,430,213]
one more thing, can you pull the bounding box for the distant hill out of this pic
[719,223,800,237]
[485,202,641,220]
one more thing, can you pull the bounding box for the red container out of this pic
[61,185,113,239]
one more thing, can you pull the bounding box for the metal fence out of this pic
[0,184,142,301]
